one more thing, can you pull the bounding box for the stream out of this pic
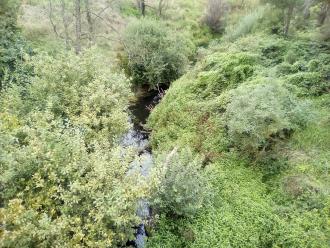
[121,91,163,248]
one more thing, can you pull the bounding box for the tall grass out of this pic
[224,6,265,41]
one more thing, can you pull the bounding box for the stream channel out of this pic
[121,90,163,248]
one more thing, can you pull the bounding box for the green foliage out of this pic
[224,81,310,157]
[0,51,146,247]
[121,18,194,88]
[148,31,329,247]
[224,6,266,41]
[194,52,256,97]
[263,0,303,9]
[151,149,209,218]
[286,72,329,96]
[277,42,330,96]
[0,0,32,90]
[7,50,131,144]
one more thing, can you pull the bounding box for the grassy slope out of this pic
[147,33,330,247]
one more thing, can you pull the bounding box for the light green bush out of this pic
[151,148,209,218]
[120,18,194,88]
[224,81,310,157]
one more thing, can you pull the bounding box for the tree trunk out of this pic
[284,5,294,36]
[303,0,314,19]
[60,0,70,50]
[84,0,94,47]
[48,0,59,38]
[137,0,145,16]
[142,0,146,16]
[318,2,330,26]
[158,0,164,17]
[75,0,81,54]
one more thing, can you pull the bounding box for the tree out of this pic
[157,0,170,17]
[264,0,304,36]
[136,0,146,16]
[0,0,32,90]
[75,0,82,54]
[84,0,94,47]
[60,0,70,50]
[317,0,330,26]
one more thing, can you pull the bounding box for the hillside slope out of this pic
[147,33,330,247]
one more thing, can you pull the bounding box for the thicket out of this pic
[0,0,32,90]
[120,18,195,88]
[0,51,147,247]
[202,0,227,33]
[1,0,329,247]
[151,149,209,218]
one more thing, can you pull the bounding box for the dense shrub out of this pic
[0,0,32,90]
[224,81,310,157]
[224,6,266,41]
[286,72,329,96]
[8,50,131,144]
[0,51,146,247]
[202,0,227,33]
[193,52,256,98]
[121,18,194,88]
[151,148,209,218]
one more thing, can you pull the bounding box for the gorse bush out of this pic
[224,81,310,157]
[120,18,194,88]
[151,148,209,218]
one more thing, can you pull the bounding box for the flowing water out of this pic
[122,91,162,248]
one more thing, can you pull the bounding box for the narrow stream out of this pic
[122,91,162,248]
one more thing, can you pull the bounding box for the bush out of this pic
[202,0,227,33]
[151,148,209,218]
[224,81,310,157]
[0,0,32,90]
[121,18,194,88]
[193,52,256,98]
[286,72,329,96]
[0,51,145,247]
[224,6,266,41]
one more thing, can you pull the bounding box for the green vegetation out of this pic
[224,81,310,157]
[148,30,329,248]
[151,148,209,218]
[0,0,32,90]
[120,18,194,88]
[0,51,146,247]
[1,0,329,247]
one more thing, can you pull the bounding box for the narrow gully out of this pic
[122,90,163,248]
